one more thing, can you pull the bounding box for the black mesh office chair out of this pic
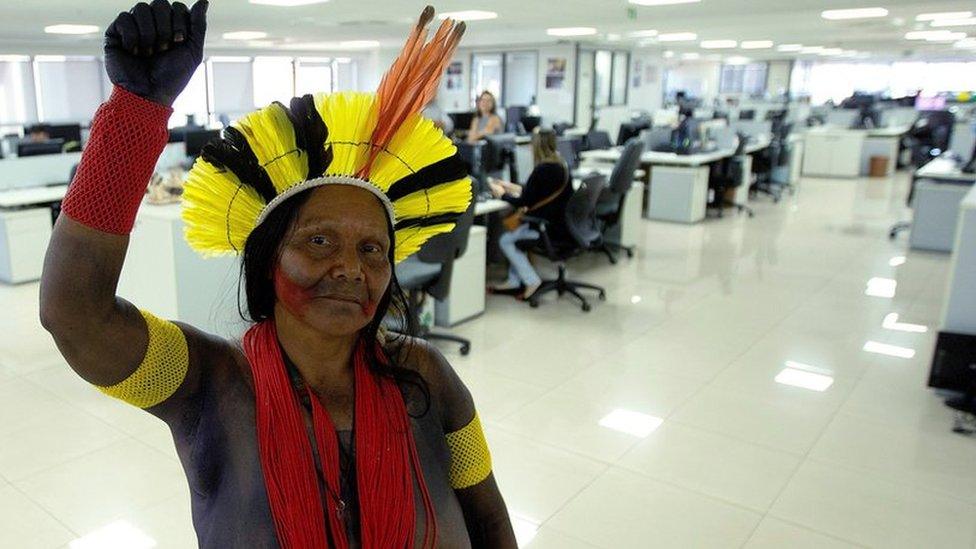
[594,137,645,263]
[905,110,956,169]
[517,174,608,312]
[482,133,518,182]
[395,201,475,355]
[708,135,755,218]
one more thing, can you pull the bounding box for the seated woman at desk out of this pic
[466,91,503,143]
[487,129,572,300]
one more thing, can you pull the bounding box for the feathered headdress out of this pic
[181,6,469,264]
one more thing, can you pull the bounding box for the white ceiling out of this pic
[1,0,975,61]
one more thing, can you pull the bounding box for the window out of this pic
[295,58,335,96]
[503,51,538,107]
[210,57,255,122]
[612,51,629,105]
[719,63,768,96]
[471,53,503,107]
[171,64,208,129]
[334,58,358,91]
[0,56,37,131]
[34,56,104,123]
[253,57,295,107]
[594,50,612,107]
[594,50,629,107]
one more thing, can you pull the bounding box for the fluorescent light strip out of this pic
[863,341,916,359]
[725,56,751,65]
[438,10,498,21]
[249,0,329,5]
[658,32,697,42]
[822,7,889,20]
[680,52,701,60]
[701,40,737,49]
[628,29,660,38]
[777,44,803,52]
[44,24,99,35]
[629,0,701,5]
[906,30,968,41]
[547,27,598,37]
[865,277,897,298]
[741,40,773,49]
[931,18,976,27]
[882,313,928,333]
[916,11,972,22]
[339,40,380,48]
[598,409,663,438]
[0,54,30,62]
[222,31,268,40]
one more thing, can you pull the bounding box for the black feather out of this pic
[386,152,468,201]
[201,126,278,204]
[287,94,333,179]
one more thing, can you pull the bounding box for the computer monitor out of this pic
[185,129,221,157]
[640,127,672,152]
[556,137,578,171]
[46,124,82,144]
[505,106,528,134]
[449,111,476,133]
[653,107,679,128]
[18,139,65,157]
[521,116,542,134]
[739,109,756,120]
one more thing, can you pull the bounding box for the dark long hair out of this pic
[240,188,430,417]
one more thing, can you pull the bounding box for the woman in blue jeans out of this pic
[488,128,572,300]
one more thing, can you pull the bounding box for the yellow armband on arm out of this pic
[445,412,493,490]
[96,309,189,409]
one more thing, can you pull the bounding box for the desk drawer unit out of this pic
[0,207,53,284]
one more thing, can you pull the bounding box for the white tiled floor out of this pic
[2,171,976,548]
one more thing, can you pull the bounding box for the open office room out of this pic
[1,0,976,547]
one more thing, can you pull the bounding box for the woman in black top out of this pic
[488,128,572,300]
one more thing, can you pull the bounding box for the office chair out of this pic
[516,174,608,312]
[594,137,645,263]
[752,121,794,202]
[708,135,754,218]
[905,110,955,168]
[505,106,528,134]
[616,119,650,147]
[584,130,613,151]
[395,201,475,355]
[482,133,518,182]
[552,121,574,136]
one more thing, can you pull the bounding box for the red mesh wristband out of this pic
[61,86,173,235]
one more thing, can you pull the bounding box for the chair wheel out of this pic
[582,302,591,312]
[625,249,634,258]
[598,291,607,301]
[888,230,897,239]
[460,344,471,356]
[529,299,540,308]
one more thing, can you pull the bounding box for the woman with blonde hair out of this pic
[488,128,572,300]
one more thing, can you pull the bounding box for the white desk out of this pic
[581,147,732,167]
[117,204,245,339]
[0,185,69,209]
[909,159,976,252]
[802,126,909,178]
[0,142,186,192]
[942,185,976,334]
[0,185,70,284]
[435,225,486,327]
[474,198,510,216]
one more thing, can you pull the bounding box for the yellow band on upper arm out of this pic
[445,411,492,490]
[96,309,189,409]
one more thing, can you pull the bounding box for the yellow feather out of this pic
[235,103,308,193]
[394,223,457,263]
[315,92,377,179]
[393,177,472,221]
[181,157,263,256]
[369,114,457,190]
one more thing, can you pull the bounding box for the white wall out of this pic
[536,45,576,125]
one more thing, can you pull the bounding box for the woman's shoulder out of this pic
[383,334,472,429]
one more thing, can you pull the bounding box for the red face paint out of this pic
[274,268,314,318]
[361,300,378,318]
